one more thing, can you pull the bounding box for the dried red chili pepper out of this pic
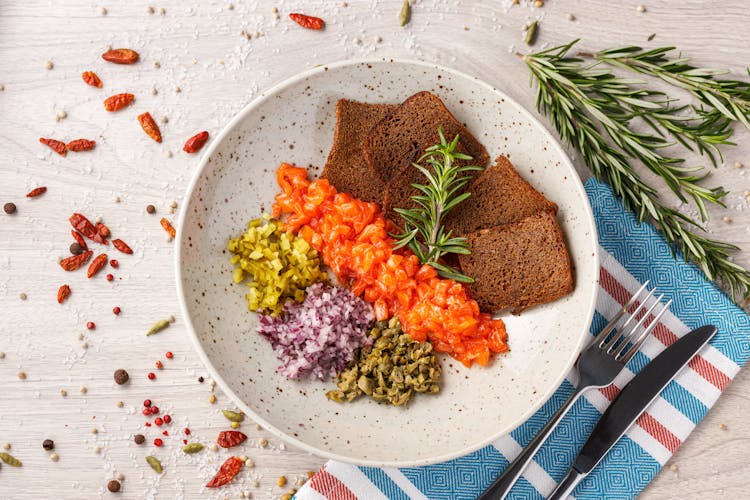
[160,218,176,238]
[82,71,103,88]
[60,250,93,271]
[103,93,135,112]
[183,131,209,153]
[71,230,89,251]
[87,253,108,278]
[39,138,67,156]
[102,48,139,65]
[26,187,47,198]
[216,430,247,448]
[66,139,96,152]
[57,284,71,304]
[70,213,107,245]
[112,239,133,254]
[206,456,243,488]
[289,13,325,30]
[96,222,111,239]
[137,112,162,143]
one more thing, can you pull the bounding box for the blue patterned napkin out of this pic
[294,178,750,500]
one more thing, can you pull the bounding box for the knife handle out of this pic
[547,468,585,500]
[477,388,584,500]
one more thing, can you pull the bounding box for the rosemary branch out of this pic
[522,40,750,299]
[392,128,483,283]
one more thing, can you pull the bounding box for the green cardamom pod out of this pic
[182,443,205,454]
[0,452,22,467]
[525,21,539,46]
[146,455,163,473]
[399,0,411,27]
[222,409,245,423]
[147,319,170,336]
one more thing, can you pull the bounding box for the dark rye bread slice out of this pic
[459,211,573,314]
[443,155,558,236]
[363,91,490,183]
[321,99,398,203]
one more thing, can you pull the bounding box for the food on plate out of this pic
[459,211,573,314]
[273,163,508,368]
[326,317,441,406]
[228,214,326,315]
[257,283,374,379]
[443,155,558,236]
[321,99,397,202]
[362,91,490,226]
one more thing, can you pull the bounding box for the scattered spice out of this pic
[61,251,93,271]
[217,431,247,449]
[107,480,121,493]
[70,243,83,255]
[230,421,240,429]
[155,360,163,370]
[160,218,176,238]
[277,476,287,487]
[525,20,539,46]
[289,13,325,30]
[206,456,243,488]
[87,253,108,278]
[147,319,170,336]
[138,112,162,143]
[112,239,133,254]
[45,60,54,70]
[50,453,59,462]
[4,202,17,214]
[399,0,411,26]
[110,259,119,268]
[82,71,103,88]
[163,414,171,423]
[42,439,55,451]
[103,93,135,112]
[146,204,156,214]
[153,438,163,447]
[17,371,26,380]
[145,455,163,473]
[165,351,173,359]
[208,394,217,404]
[0,453,22,467]
[39,137,67,156]
[102,48,139,64]
[134,434,146,445]
[19,292,27,300]
[183,131,209,153]
[222,410,244,423]
[147,372,156,380]
[57,284,71,304]
[259,438,268,447]
[114,369,129,385]
[113,306,121,315]
[66,139,96,152]
[182,442,204,454]
[106,273,114,281]
[26,187,47,198]
[70,213,107,244]
[71,230,89,252]
[80,386,88,394]
[647,33,656,41]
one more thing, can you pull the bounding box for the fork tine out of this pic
[601,286,656,351]
[618,298,673,363]
[592,280,650,348]
[610,294,664,357]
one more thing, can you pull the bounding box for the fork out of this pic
[477,281,673,500]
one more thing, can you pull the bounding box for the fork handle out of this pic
[477,387,585,500]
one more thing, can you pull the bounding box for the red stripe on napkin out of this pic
[636,412,681,453]
[309,466,358,500]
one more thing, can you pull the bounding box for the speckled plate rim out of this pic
[175,57,600,468]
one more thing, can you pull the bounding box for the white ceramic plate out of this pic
[176,58,599,467]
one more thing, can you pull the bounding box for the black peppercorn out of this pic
[113,369,129,385]
[42,439,54,451]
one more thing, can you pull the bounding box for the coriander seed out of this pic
[107,480,121,492]
[4,202,17,214]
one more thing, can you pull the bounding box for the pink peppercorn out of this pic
[143,399,152,407]
[110,259,119,268]
[113,306,121,315]
[147,372,155,380]
[154,417,163,427]
[162,430,169,436]
[165,351,173,359]
[153,438,163,447]
[163,415,171,424]
[86,321,95,330]
[183,428,191,435]
[106,273,114,281]
[142,408,151,416]
[155,360,163,370]
[150,406,159,415]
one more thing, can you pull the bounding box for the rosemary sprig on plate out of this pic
[522,40,750,299]
[393,128,483,283]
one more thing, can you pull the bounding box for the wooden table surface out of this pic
[1,1,748,498]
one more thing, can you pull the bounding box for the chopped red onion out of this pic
[257,283,374,380]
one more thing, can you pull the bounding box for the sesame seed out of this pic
[255,423,262,431]
[272,6,278,13]
[375,35,382,43]
[341,1,348,6]
[637,4,646,12]
[95,216,103,224]
[159,7,166,15]
[0,84,4,91]
[166,150,173,158]
[82,342,89,350]
[161,116,168,123]
[45,60,54,70]
[0,351,4,359]
[227,3,234,10]
[168,315,176,323]
[245,458,254,468]
[116,472,125,481]
[175,86,182,93]
[169,201,178,209]
[353,37,361,45]
[50,453,59,462]
[151,87,158,95]
[77,333,84,341]
[94,445,102,454]
[166,235,173,243]
[101,7,107,15]
[18,371,26,380]
[154,61,161,68]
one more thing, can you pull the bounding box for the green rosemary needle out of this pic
[392,128,483,283]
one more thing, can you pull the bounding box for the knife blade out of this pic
[547,324,717,500]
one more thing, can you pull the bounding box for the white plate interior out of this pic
[176,59,599,467]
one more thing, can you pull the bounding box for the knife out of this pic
[546,324,717,500]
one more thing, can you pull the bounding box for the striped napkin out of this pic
[294,178,750,500]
